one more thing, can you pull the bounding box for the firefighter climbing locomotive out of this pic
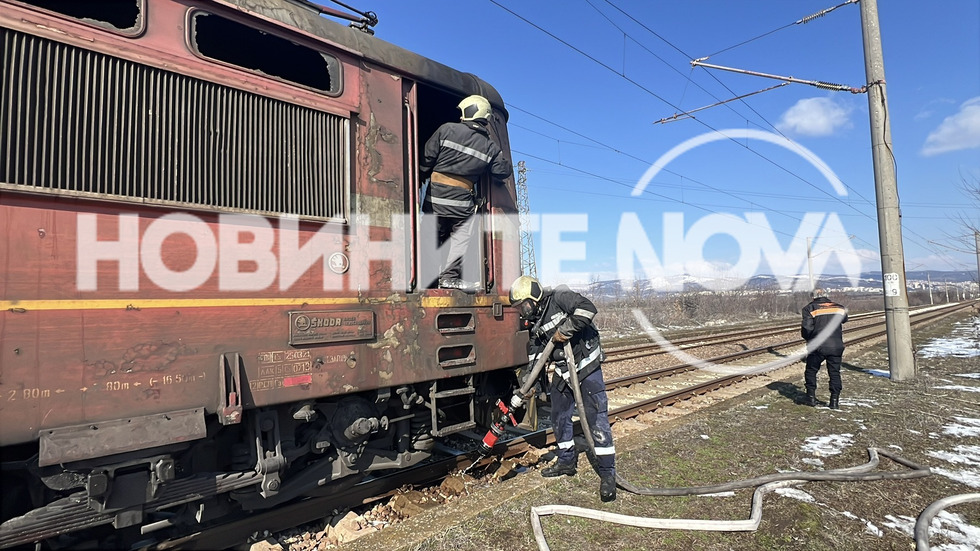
[0,0,526,547]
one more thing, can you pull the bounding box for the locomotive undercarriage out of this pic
[0,371,513,549]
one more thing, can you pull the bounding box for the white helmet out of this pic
[458,95,492,122]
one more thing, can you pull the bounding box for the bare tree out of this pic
[947,172,980,261]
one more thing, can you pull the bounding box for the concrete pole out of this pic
[860,0,915,381]
[927,273,933,305]
[975,231,980,294]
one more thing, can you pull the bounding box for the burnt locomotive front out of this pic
[0,0,526,547]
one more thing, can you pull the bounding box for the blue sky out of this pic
[358,0,979,285]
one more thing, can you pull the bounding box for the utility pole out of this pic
[860,0,915,381]
[975,231,980,296]
[806,237,815,291]
[927,273,933,305]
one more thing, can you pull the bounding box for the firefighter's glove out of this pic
[552,331,571,343]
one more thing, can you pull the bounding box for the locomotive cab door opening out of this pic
[408,82,491,293]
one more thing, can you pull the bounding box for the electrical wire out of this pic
[497,1,966,269]
[704,0,860,59]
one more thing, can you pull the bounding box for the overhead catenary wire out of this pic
[499,2,966,269]
[690,59,872,94]
[655,82,789,124]
[489,0,884,219]
[597,0,883,209]
[704,0,860,58]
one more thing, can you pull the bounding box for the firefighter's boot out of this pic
[829,392,840,410]
[541,461,577,478]
[599,475,617,502]
[801,388,818,407]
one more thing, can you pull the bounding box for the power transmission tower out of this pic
[516,161,537,277]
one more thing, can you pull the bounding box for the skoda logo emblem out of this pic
[294,314,311,331]
[328,252,350,274]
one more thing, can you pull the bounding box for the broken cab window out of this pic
[190,11,342,96]
[13,0,143,35]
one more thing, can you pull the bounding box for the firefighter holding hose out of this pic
[509,276,617,502]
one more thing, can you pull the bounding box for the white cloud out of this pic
[914,97,956,121]
[776,97,852,137]
[921,96,980,156]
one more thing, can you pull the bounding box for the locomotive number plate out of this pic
[289,310,375,345]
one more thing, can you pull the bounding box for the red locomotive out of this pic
[0,0,526,547]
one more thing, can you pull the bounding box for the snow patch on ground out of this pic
[927,445,980,466]
[882,514,916,537]
[924,511,980,550]
[839,398,878,408]
[697,491,736,498]
[801,458,824,467]
[934,385,980,393]
[952,372,980,379]
[862,369,890,378]
[864,521,883,537]
[941,417,980,438]
[931,467,980,488]
[917,318,980,358]
[774,488,815,502]
[801,434,853,457]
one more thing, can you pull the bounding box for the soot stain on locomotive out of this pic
[364,111,397,187]
[86,341,194,379]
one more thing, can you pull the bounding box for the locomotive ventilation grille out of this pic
[0,28,349,221]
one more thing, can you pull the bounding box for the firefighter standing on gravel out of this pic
[419,94,512,292]
[509,275,617,502]
[800,288,848,409]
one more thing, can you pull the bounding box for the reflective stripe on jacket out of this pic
[420,120,512,217]
[527,286,604,391]
[801,297,848,354]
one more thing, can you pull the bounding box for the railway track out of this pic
[603,307,916,363]
[17,301,973,551]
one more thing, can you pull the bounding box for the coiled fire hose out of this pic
[527,342,936,551]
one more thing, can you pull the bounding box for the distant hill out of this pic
[569,270,978,299]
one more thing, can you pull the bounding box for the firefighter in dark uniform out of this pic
[800,288,848,409]
[420,95,512,292]
[509,275,617,502]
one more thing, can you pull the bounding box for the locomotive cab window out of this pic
[190,11,342,96]
[12,0,144,34]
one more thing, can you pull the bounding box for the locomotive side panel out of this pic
[1,0,528,546]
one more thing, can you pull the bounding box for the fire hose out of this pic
[466,340,950,550]
[462,341,556,474]
[914,493,980,551]
[527,342,937,551]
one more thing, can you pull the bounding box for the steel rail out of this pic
[604,309,889,362]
